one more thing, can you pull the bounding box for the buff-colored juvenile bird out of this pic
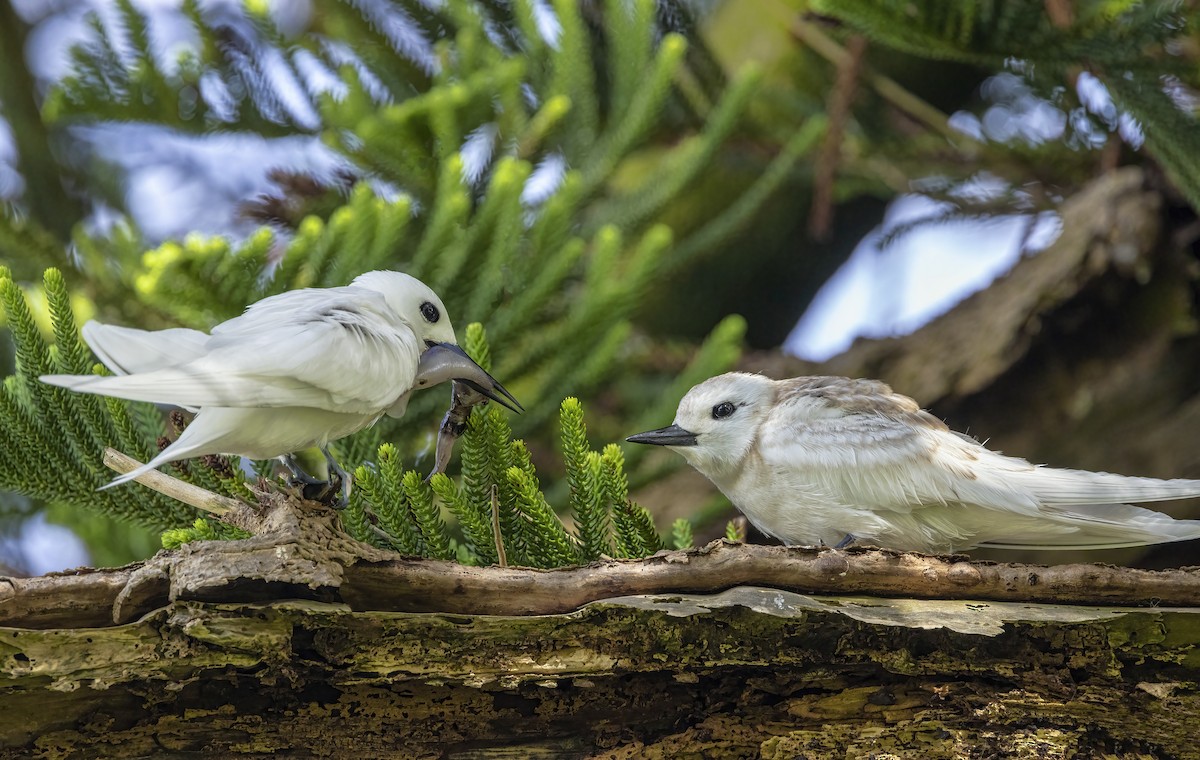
[41,271,521,497]
[628,372,1200,553]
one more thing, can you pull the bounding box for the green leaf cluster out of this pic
[1,271,680,568]
[2,0,779,562]
[10,0,767,453]
[0,268,254,530]
[161,517,250,550]
[346,394,669,569]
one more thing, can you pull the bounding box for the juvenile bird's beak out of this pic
[626,424,698,447]
[416,343,524,413]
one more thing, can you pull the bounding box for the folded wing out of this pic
[43,286,420,415]
[84,323,210,375]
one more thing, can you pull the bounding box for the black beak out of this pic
[626,424,698,447]
[416,343,524,414]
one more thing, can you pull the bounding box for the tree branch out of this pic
[5,540,1200,629]
[103,448,247,517]
[342,541,1200,615]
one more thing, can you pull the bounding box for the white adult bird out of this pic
[627,372,1200,553]
[41,270,522,498]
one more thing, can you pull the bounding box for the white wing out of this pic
[83,322,210,375]
[43,285,421,414]
[759,385,1200,549]
[758,391,1048,517]
[1001,466,1200,506]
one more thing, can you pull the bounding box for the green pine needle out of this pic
[561,398,610,561]
[725,519,746,543]
[671,518,694,551]
[402,470,454,560]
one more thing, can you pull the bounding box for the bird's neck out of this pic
[681,448,742,484]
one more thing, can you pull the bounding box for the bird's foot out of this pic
[299,477,342,505]
[833,533,857,550]
[321,446,353,510]
[278,453,349,508]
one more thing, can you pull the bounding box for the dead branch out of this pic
[103,448,247,517]
[5,540,1200,629]
[342,541,1200,614]
[809,33,868,240]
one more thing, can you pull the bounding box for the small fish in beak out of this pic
[415,342,523,414]
[416,343,523,478]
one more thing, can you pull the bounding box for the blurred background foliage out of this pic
[1,0,1198,571]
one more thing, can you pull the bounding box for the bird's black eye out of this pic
[712,402,735,420]
[420,301,440,323]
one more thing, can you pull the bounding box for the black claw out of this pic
[281,451,350,508]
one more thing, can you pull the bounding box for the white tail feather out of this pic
[40,368,334,410]
[980,502,1200,550]
[83,322,209,375]
[1010,465,1200,506]
[99,412,231,489]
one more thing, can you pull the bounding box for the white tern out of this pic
[627,372,1200,553]
[41,270,522,497]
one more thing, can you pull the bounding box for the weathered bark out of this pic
[6,586,1200,758]
[8,539,1200,628]
[4,491,1200,757]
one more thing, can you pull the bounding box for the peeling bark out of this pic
[4,490,1200,757]
[3,584,1200,757]
[7,538,1200,628]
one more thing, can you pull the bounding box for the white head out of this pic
[352,270,458,347]
[351,270,523,413]
[627,372,776,476]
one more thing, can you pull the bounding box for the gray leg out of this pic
[278,452,346,506]
[834,533,857,549]
[321,446,352,509]
[279,454,323,486]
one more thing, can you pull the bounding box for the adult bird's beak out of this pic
[416,343,524,413]
[626,424,698,447]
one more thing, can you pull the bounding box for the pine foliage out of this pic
[2,0,765,563]
[341,324,671,568]
[670,518,694,551]
[0,275,678,568]
[812,0,1200,209]
[23,0,761,455]
[0,268,244,529]
[354,397,670,569]
[561,398,609,561]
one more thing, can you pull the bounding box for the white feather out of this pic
[83,323,209,375]
[41,271,469,487]
[637,372,1200,553]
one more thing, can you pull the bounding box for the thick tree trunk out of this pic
[3,493,1200,758]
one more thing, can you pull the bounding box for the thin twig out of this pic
[102,448,244,516]
[791,19,970,145]
[491,484,507,568]
[809,33,868,240]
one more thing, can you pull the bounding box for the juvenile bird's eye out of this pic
[712,402,735,420]
[420,302,440,323]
